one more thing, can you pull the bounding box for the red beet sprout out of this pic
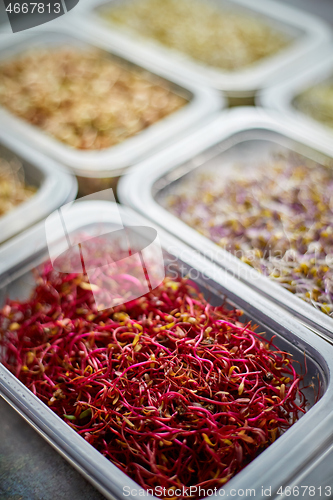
[0,256,307,498]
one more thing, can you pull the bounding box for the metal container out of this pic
[258,45,333,155]
[118,106,333,344]
[0,129,77,245]
[1,200,333,499]
[72,0,332,99]
[0,25,222,189]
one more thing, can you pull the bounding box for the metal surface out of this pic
[279,0,333,27]
[73,0,332,97]
[118,106,333,344]
[0,129,77,245]
[0,396,106,500]
[0,25,222,179]
[1,200,333,499]
[258,45,333,155]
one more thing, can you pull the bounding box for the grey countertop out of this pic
[0,397,106,500]
[281,0,333,26]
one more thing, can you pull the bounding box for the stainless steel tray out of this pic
[1,201,333,499]
[118,106,333,344]
[0,129,77,244]
[0,25,222,179]
[72,0,332,98]
[258,44,333,155]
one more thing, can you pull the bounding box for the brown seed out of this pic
[0,47,187,151]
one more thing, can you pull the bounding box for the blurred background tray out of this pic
[73,0,332,101]
[0,130,77,244]
[119,107,333,345]
[0,26,222,195]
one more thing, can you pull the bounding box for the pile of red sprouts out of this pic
[0,252,307,498]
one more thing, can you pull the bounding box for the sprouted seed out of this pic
[161,153,333,317]
[294,83,333,129]
[0,47,186,150]
[0,156,36,216]
[0,247,307,498]
[102,0,290,71]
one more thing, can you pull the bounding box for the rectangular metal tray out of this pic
[1,201,333,499]
[258,44,333,155]
[0,129,77,244]
[118,106,333,345]
[0,25,222,180]
[72,0,332,98]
